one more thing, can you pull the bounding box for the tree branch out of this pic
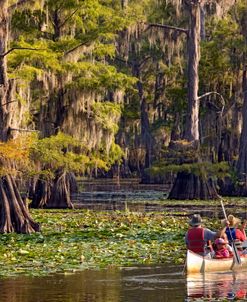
[0,100,18,108]
[59,8,79,29]
[198,91,225,113]
[9,128,38,132]
[147,23,188,35]
[0,47,45,58]
[139,56,151,68]
[64,41,91,57]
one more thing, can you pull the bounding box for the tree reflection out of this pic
[0,269,121,302]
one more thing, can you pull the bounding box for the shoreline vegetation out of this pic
[0,204,233,278]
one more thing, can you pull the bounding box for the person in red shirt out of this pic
[185,214,228,256]
[223,215,246,242]
[239,219,247,240]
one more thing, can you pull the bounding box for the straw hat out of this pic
[189,214,202,227]
[222,214,240,227]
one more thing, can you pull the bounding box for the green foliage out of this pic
[147,160,230,180]
[105,142,125,165]
[92,102,121,133]
[31,132,124,176]
[66,62,137,92]
[122,98,140,120]
[200,16,245,94]
[30,132,90,175]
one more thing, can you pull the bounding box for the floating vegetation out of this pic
[0,209,190,277]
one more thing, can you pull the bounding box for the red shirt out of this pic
[236,229,246,241]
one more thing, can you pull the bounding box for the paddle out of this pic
[220,199,241,265]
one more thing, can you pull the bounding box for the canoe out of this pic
[186,249,247,274]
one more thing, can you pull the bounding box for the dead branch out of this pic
[9,128,38,132]
[0,47,46,58]
[147,23,188,35]
[198,91,225,113]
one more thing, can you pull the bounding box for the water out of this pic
[187,271,247,301]
[0,265,246,301]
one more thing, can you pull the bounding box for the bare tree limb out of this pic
[198,91,225,113]
[9,128,38,132]
[0,47,46,58]
[64,40,92,57]
[147,23,188,35]
[0,100,18,108]
[59,8,79,29]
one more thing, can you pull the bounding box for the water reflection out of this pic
[187,271,247,300]
[0,265,185,302]
[1,265,246,301]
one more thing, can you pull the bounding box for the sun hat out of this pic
[215,238,226,245]
[221,214,240,227]
[189,214,202,227]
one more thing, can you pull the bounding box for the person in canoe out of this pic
[239,219,247,239]
[221,215,246,249]
[185,214,229,257]
[213,237,231,258]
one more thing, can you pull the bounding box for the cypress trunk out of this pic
[168,171,219,200]
[232,11,247,196]
[236,65,247,195]
[31,172,77,209]
[45,172,76,209]
[0,1,39,233]
[168,1,219,200]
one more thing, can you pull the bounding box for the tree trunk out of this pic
[31,172,77,209]
[0,175,40,233]
[133,61,154,181]
[0,1,40,233]
[0,0,11,141]
[45,171,75,209]
[235,8,247,195]
[168,171,219,200]
[236,63,247,195]
[168,1,219,200]
[30,178,52,208]
[184,2,200,142]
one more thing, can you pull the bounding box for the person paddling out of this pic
[222,215,246,242]
[185,214,229,257]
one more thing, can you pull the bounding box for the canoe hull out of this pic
[186,250,247,274]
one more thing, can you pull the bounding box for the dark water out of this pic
[0,265,185,302]
[0,265,246,302]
